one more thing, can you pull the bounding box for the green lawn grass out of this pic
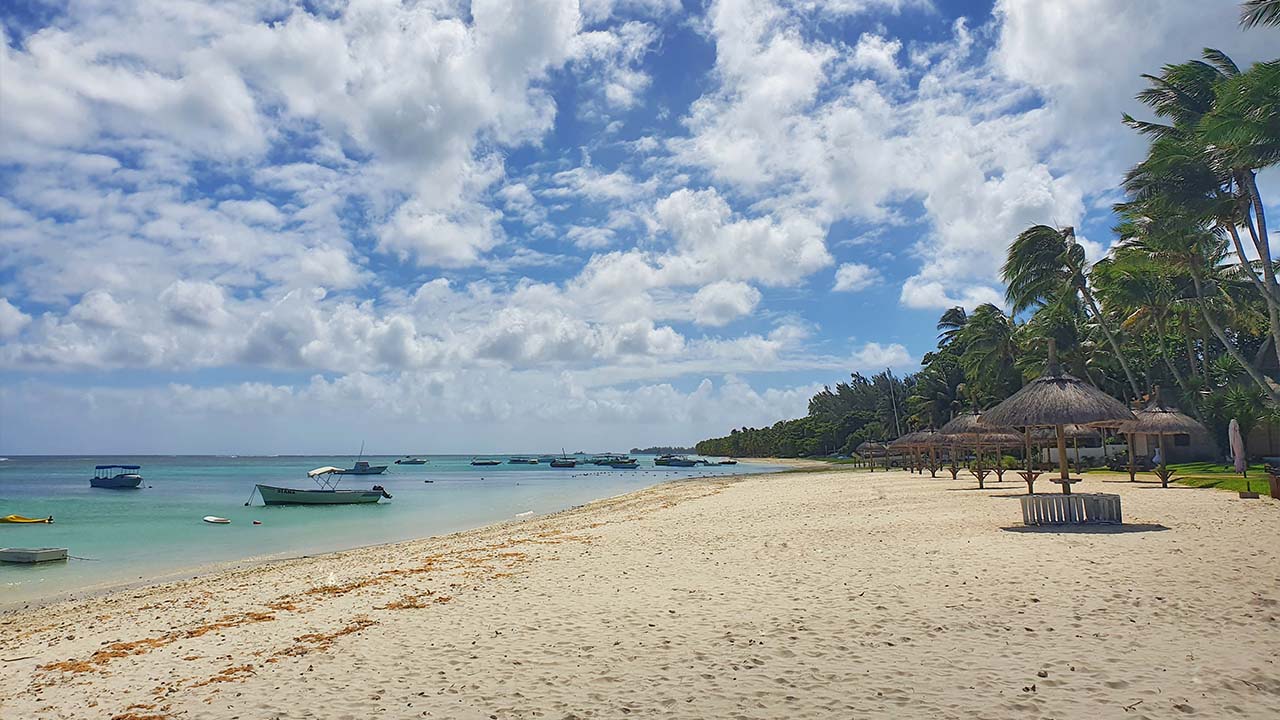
[1167,461,1272,494]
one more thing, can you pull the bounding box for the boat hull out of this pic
[0,547,67,563]
[256,484,384,505]
[1,514,52,523]
[90,474,143,489]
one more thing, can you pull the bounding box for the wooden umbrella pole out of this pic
[1056,424,1072,494]
[1127,431,1136,482]
[1158,432,1169,488]
[1023,427,1035,494]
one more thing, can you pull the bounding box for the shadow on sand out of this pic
[1001,523,1170,534]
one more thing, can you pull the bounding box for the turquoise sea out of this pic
[0,454,778,606]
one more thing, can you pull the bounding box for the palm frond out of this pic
[1240,0,1280,28]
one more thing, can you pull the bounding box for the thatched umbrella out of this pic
[980,340,1136,494]
[1116,388,1205,488]
[1031,424,1102,472]
[938,412,1018,489]
[887,433,917,473]
[856,441,887,471]
[912,428,944,478]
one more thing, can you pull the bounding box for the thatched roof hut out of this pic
[979,340,1135,494]
[1030,424,1102,442]
[1118,395,1205,437]
[940,412,1022,446]
[1117,389,1206,487]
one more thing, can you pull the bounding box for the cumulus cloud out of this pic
[832,263,880,292]
[691,281,762,326]
[850,341,914,371]
[0,298,31,338]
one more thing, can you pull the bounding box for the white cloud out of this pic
[691,281,762,326]
[0,371,820,454]
[0,298,31,338]
[832,263,880,292]
[850,341,914,371]
[850,33,903,81]
[655,188,833,286]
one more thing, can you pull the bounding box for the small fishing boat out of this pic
[549,448,577,468]
[203,516,231,524]
[470,458,501,466]
[253,467,393,506]
[0,547,67,563]
[655,454,698,467]
[1,514,53,523]
[337,443,388,475]
[90,464,144,489]
[508,456,539,464]
[340,460,387,475]
[609,458,639,469]
[394,456,428,465]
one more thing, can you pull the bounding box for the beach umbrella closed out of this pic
[980,339,1135,494]
[1230,419,1246,475]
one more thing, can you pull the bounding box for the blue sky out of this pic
[0,0,1274,454]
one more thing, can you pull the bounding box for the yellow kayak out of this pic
[1,514,53,523]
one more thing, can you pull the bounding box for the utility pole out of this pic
[886,367,902,438]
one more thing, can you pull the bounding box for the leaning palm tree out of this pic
[955,303,1021,402]
[1091,249,1200,406]
[1241,0,1280,28]
[1113,202,1280,404]
[936,306,968,349]
[1125,51,1280,370]
[1003,224,1143,399]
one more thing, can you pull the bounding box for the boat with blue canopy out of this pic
[91,464,143,489]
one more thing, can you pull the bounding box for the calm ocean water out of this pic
[0,454,778,605]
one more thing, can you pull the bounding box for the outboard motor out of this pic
[373,484,393,499]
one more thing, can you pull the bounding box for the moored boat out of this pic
[0,547,67,563]
[253,467,393,506]
[340,460,388,475]
[609,458,639,468]
[508,456,539,464]
[471,458,501,466]
[655,454,697,467]
[1,514,53,523]
[550,448,577,468]
[90,464,144,489]
[395,456,428,465]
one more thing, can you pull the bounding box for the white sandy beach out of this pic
[2,467,1278,719]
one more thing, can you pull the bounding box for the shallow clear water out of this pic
[0,455,776,604]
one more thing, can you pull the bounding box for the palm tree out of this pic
[1113,202,1280,403]
[906,352,965,429]
[1241,0,1280,28]
[1092,250,1208,420]
[953,303,1020,403]
[1125,51,1280,370]
[936,306,968,349]
[1003,224,1143,398]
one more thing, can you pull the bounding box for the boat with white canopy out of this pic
[253,466,392,506]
